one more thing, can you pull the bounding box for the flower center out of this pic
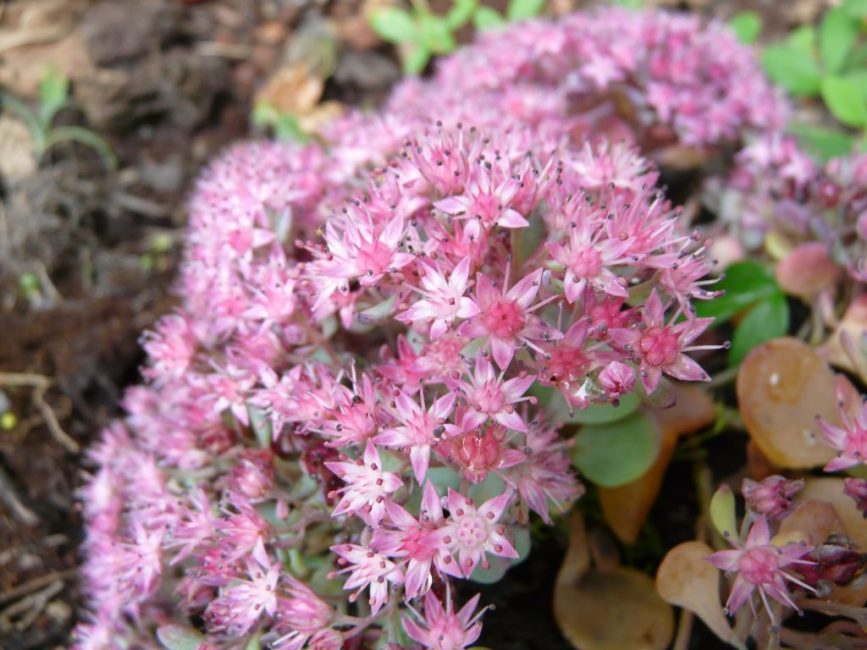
[639,326,680,367]
[480,299,525,339]
[738,547,780,585]
[456,514,489,549]
[569,248,603,278]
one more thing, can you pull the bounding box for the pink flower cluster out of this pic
[72,7,773,648]
[708,134,867,282]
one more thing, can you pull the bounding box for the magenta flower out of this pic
[376,391,456,482]
[372,482,454,598]
[458,356,535,433]
[204,554,280,637]
[273,576,334,650]
[844,478,867,517]
[818,399,867,472]
[707,517,815,620]
[330,543,403,615]
[397,256,480,339]
[434,160,529,240]
[741,475,803,521]
[460,267,556,369]
[324,441,403,527]
[403,589,486,650]
[546,212,631,302]
[443,488,518,577]
[609,290,712,394]
[509,420,583,524]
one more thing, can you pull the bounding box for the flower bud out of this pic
[741,475,803,520]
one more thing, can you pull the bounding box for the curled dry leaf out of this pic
[600,384,715,544]
[555,512,674,650]
[256,62,325,117]
[656,541,736,646]
[821,294,867,380]
[775,242,840,301]
[737,338,838,468]
[800,479,867,550]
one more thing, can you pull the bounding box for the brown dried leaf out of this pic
[555,513,674,650]
[256,62,324,116]
[775,242,840,301]
[737,338,838,468]
[656,541,734,645]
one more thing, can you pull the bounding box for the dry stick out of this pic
[0,465,37,526]
[0,569,77,606]
[0,580,64,632]
[0,372,79,453]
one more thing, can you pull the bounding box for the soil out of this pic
[0,1,819,648]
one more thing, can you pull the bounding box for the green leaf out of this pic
[512,206,547,268]
[402,44,433,74]
[820,9,860,73]
[728,11,762,45]
[761,44,822,96]
[506,0,545,21]
[469,526,531,583]
[728,293,789,367]
[694,261,778,323]
[845,69,867,99]
[369,8,419,44]
[611,0,643,7]
[709,485,738,541]
[157,625,203,650]
[822,75,867,127]
[572,410,660,487]
[567,392,641,425]
[843,0,867,17]
[786,25,817,55]
[446,0,478,29]
[247,404,272,448]
[419,14,457,54]
[788,122,854,161]
[38,67,69,126]
[473,6,506,30]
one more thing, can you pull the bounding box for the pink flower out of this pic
[741,475,803,521]
[376,391,456,482]
[609,290,712,394]
[309,207,414,311]
[460,267,557,369]
[458,356,535,433]
[325,441,403,527]
[397,256,480,339]
[546,208,631,302]
[819,399,867,472]
[509,420,583,524]
[204,553,280,637]
[442,488,518,577]
[843,477,867,517]
[273,576,333,650]
[330,544,403,615]
[434,159,530,240]
[372,482,455,598]
[707,517,815,620]
[598,361,636,401]
[403,589,486,650]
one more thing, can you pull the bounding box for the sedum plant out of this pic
[71,6,867,650]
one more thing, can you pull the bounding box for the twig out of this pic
[0,579,64,632]
[32,387,78,452]
[0,569,76,606]
[0,466,38,526]
[0,372,79,452]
